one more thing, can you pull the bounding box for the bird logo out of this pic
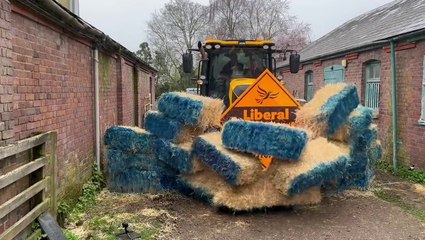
[255,85,279,104]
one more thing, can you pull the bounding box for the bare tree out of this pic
[208,0,311,50]
[147,0,208,95]
[146,0,311,95]
[208,0,245,39]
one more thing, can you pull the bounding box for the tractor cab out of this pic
[183,39,300,108]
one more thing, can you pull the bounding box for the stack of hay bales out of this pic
[104,83,381,211]
[104,92,224,193]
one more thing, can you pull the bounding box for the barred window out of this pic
[305,71,313,101]
[365,61,381,115]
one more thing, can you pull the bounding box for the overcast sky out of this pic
[79,0,395,52]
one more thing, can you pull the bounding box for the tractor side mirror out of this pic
[182,52,193,73]
[289,53,300,73]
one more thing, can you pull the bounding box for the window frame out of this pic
[364,61,381,116]
[304,71,314,101]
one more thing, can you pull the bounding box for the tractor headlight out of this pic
[214,44,221,49]
[205,45,212,49]
[263,45,269,50]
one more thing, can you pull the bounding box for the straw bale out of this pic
[296,83,359,138]
[193,132,262,186]
[222,119,309,161]
[104,126,154,154]
[107,149,176,176]
[108,169,177,193]
[144,111,203,143]
[273,137,350,196]
[157,92,224,130]
[330,106,373,142]
[154,139,204,174]
[178,166,321,211]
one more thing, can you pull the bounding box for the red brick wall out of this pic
[281,41,425,169]
[122,62,135,126]
[0,0,14,146]
[1,1,156,236]
[11,10,95,191]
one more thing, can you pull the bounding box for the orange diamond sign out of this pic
[221,69,301,170]
[221,69,301,125]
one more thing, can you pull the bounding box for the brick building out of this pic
[0,0,156,234]
[279,0,425,169]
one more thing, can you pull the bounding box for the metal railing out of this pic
[365,80,381,112]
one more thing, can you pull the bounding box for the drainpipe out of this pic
[94,48,101,171]
[390,41,398,171]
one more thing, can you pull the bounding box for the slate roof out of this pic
[280,0,425,66]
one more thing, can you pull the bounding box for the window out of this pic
[324,65,344,85]
[420,55,425,125]
[305,71,313,101]
[365,61,381,114]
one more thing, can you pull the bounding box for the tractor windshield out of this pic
[207,47,270,100]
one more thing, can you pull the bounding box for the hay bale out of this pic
[273,137,350,196]
[107,149,177,176]
[352,124,378,151]
[153,139,204,174]
[343,124,378,176]
[330,106,373,142]
[108,169,176,193]
[178,166,321,211]
[296,83,359,138]
[193,132,262,186]
[368,140,382,165]
[144,111,203,143]
[104,126,154,154]
[157,92,224,129]
[222,119,309,161]
[337,169,375,191]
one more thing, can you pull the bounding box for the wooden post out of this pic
[49,132,57,218]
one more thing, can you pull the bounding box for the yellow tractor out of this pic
[182,39,301,109]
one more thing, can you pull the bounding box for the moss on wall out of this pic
[100,53,111,94]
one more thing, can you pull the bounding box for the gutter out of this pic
[94,48,100,172]
[390,41,398,171]
[13,0,159,171]
[15,0,157,73]
[277,28,425,69]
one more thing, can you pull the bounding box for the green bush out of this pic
[58,165,105,223]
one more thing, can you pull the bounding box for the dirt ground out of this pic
[67,171,425,240]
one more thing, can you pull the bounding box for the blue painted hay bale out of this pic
[273,137,350,196]
[107,149,177,176]
[108,169,176,193]
[178,168,322,211]
[104,126,154,154]
[153,139,204,174]
[157,92,224,129]
[175,177,214,205]
[337,169,375,191]
[193,132,262,186]
[330,106,373,143]
[351,124,378,152]
[345,151,369,175]
[144,111,203,143]
[368,140,382,165]
[222,119,309,161]
[296,83,359,138]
